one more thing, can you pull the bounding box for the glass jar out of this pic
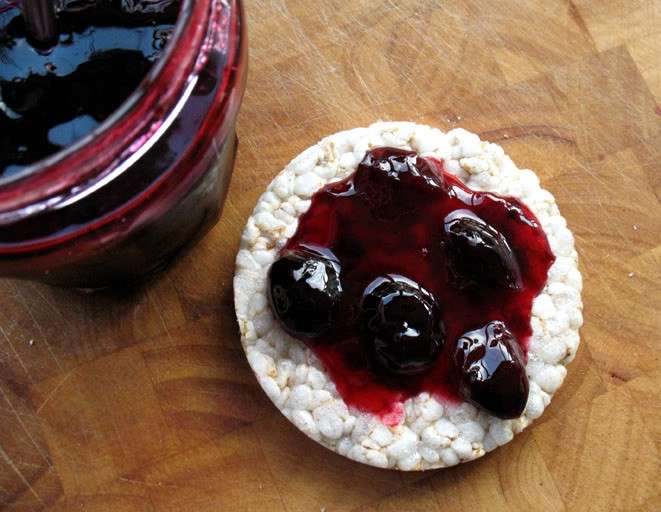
[0,0,247,288]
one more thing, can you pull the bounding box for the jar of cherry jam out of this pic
[0,0,246,288]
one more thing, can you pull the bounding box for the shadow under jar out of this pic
[0,0,247,289]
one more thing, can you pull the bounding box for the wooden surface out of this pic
[1,0,660,510]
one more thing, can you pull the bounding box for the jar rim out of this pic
[0,0,228,215]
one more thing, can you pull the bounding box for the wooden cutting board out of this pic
[1,1,659,510]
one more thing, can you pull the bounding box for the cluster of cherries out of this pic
[268,147,554,420]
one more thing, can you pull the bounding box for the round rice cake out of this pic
[233,121,583,471]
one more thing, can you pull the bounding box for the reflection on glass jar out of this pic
[0,0,247,288]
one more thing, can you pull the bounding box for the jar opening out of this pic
[0,0,192,187]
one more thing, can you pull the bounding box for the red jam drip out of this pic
[282,148,555,422]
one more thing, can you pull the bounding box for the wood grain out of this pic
[1,0,660,510]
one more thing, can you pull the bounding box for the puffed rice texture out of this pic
[234,121,583,470]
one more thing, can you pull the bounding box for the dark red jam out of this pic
[0,1,179,177]
[0,0,246,289]
[269,148,555,422]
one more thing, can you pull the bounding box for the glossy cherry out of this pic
[357,147,444,190]
[360,275,444,376]
[443,209,522,291]
[454,320,529,419]
[268,245,343,339]
[352,147,444,220]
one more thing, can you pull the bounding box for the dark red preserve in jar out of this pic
[0,0,247,288]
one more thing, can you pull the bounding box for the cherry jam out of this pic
[0,1,178,177]
[271,148,555,422]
